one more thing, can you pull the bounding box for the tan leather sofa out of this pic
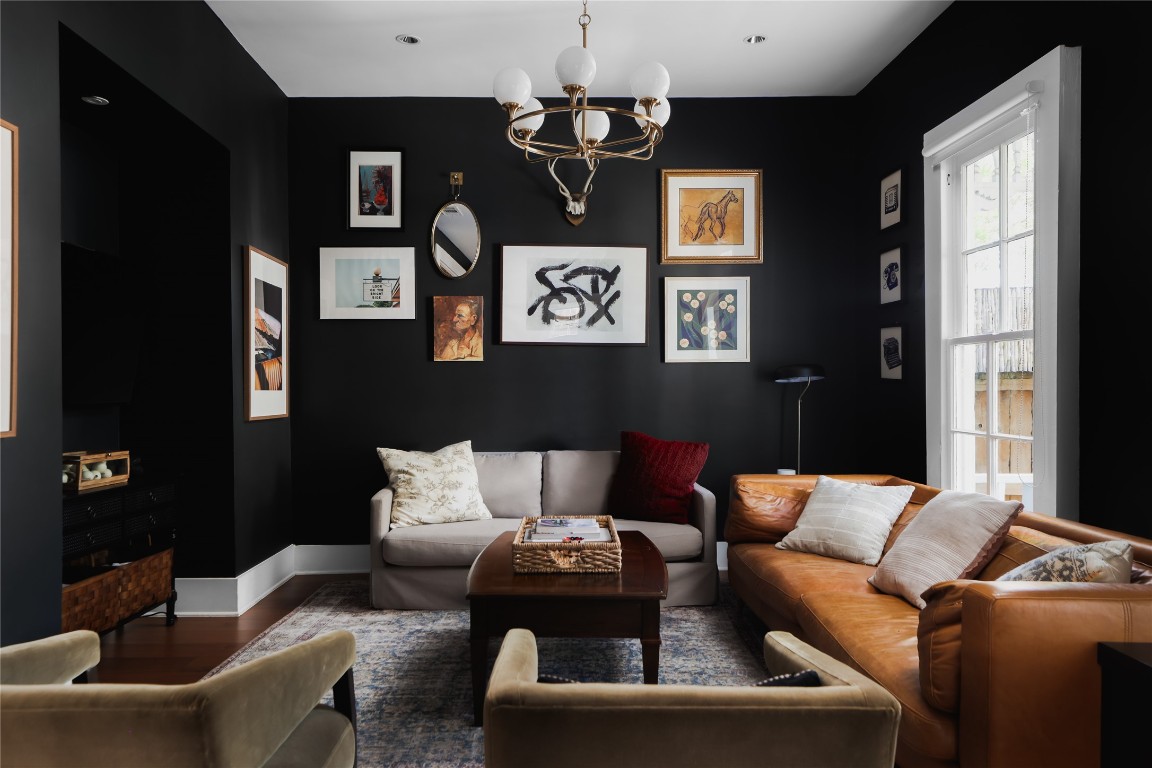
[1,628,357,767]
[724,474,1152,768]
[484,627,902,768]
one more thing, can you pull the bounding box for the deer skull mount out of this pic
[548,158,598,227]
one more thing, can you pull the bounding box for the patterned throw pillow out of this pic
[753,669,822,687]
[868,490,1023,608]
[606,431,709,524]
[377,440,492,528]
[996,540,1133,583]
[775,476,914,565]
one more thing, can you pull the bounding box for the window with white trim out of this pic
[923,46,1080,518]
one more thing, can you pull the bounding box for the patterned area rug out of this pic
[206,581,769,768]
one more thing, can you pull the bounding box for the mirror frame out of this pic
[431,200,481,279]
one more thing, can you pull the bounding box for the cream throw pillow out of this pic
[868,490,1022,608]
[996,540,1133,583]
[377,440,492,528]
[775,476,914,565]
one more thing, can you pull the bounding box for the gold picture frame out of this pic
[660,169,762,265]
[245,246,289,421]
[1,119,17,438]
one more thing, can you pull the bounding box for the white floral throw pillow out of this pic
[377,440,492,528]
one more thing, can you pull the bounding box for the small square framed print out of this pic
[881,325,903,379]
[880,169,901,229]
[349,149,403,229]
[661,169,762,264]
[880,248,901,304]
[664,276,751,363]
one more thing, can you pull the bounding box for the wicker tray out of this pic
[512,515,621,573]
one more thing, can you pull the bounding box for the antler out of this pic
[547,158,598,226]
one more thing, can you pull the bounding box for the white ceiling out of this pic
[205,0,952,99]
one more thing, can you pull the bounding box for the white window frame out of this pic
[923,46,1080,519]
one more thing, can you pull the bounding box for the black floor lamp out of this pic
[774,364,826,474]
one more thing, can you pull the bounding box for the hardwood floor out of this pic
[93,573,366,684]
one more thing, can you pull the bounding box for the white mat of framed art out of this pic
[663,276,751,363]
[319,247,415,320]
[499,245,648,345]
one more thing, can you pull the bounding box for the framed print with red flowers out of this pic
[664,276,750,363]
[349,149,403,229]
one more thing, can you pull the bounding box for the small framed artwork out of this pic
[880,247,901,304]
[1,119,17,438]
[499,244,648,345]
[349,149,403,229]
[319,247,415,319]
[661,169,762,264]
[245,246,289,421]
[881,325,903,379]
[433,296,484,361]
[664,276,751,363]
[880,169,902,229]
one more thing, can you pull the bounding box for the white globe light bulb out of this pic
[493,67,532,107]
[634,98,671,129]
[555,45,596,89]
[513,97,545,133]
[629,61,670,100]
[583,109,610,143]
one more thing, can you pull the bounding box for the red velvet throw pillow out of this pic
[607,431,709,524]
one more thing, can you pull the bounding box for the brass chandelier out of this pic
[492,0,671,226]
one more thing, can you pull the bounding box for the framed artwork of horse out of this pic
[660,169,762,264]
[245,246,289,421]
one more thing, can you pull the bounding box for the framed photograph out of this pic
[349,149,403,229]
[880,169,902,229]
[664,277,751,363]
[319,247,415,319]
[499,244,648,345]
[1,119,17,438]
[661,169,762,264]
[881,325,903,379]
[880,247,902,304]
[245,246,289,421]
[433,296,484,361]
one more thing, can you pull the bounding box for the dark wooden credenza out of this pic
[62,476,178,633]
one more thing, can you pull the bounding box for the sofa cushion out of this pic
[607,431,709,524]
[612,519,703,561]
[381,518,523,566]
[974,526,1072,580]
[473,451,543,519]
[377,440,492,528]
[916,579,973,713]
[868,490,1022,608]
[724,477,811,545]
[776,475,914,565]
[542,451,619,516]
[996,540,1134,583]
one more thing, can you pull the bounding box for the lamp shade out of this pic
[774,364,826,383]
[493,67,532,107]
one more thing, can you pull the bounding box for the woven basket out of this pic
[512,515,621,573]
[62,568,122,634]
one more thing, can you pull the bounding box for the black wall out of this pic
[2,1,1146,645]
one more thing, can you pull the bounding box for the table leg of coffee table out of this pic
[640,597,661,684]
[470,604,487,726]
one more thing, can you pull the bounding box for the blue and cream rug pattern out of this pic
[205,581,769,768]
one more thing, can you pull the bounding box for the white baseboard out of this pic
[173,542,722,616]
[173,544,368,616]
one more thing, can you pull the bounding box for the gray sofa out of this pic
[370,450,718,609]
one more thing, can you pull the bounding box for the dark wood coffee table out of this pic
[466,529,669,725]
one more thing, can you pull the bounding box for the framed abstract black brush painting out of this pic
[349,149,403,229]
[245,246,288,421]
[663,276,751,363]
[499,245,648,345]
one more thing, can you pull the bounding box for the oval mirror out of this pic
[431,200,481,278]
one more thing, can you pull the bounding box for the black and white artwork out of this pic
[880,248,901,304]
[881,326,903,379]
[880,169,901,229]
[499,245,648,345]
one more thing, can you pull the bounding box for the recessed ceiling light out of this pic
[81,95,110,106]
[744,35,767,45]
[395,34,421,45]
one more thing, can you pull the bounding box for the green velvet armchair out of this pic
[0,628,357,767]
[484,629,902,768]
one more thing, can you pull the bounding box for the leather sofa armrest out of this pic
[958,581,1152,768]
[689,482,717,564]
[0,630,101,685]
